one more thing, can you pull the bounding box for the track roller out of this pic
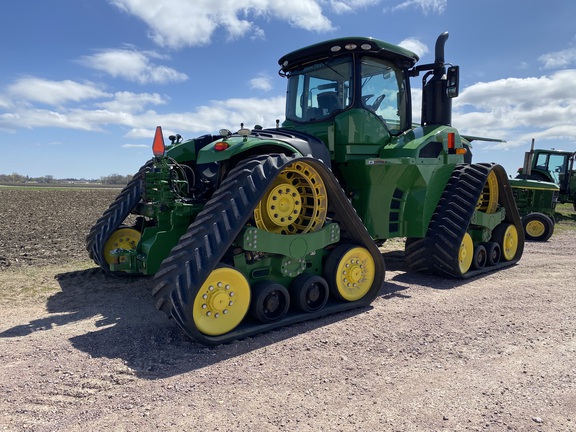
[290,274,330,313]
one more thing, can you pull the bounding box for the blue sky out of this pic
[1,0,575,179]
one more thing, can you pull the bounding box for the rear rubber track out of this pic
[152,154,385,345]
[85,160,152,272]
[405,163,524,278]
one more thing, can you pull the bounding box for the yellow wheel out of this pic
[192,266,251,336]
[525,219,545,238]
[103,227,141,265]
[492,223,519,261]
[254,160,327,234]
[476,170,499,214]
[458,232,474,274]
[522,213,554,241]
[324,244,375,302]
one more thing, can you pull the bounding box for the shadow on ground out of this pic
[0,254,471,379]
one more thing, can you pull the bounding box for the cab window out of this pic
[286,56,352,122]
[360,58,406,133]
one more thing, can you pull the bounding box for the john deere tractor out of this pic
[516,144,575,210]
[509,141,562,241]
[87,32,524,345]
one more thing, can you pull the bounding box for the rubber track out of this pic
[151,154,385,345]
[85,160,152,272]
[405,163,524,278]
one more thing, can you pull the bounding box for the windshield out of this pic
[285,56,352,122]
[360,58,406,133]
[285,54,407,133]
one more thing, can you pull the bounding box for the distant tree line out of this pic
[0,172,133,185]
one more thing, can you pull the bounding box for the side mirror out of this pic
[446,66,459,98]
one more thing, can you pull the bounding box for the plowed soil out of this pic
[0,187,575,431]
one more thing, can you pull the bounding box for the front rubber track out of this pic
[152,154,385,345]
[405,163,524,278]
[85,160,152,272]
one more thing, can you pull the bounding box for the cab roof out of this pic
[278,37,419,73]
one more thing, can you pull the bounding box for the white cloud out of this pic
[387,0,446,14]
[330,0,381,14]
[538,46,576,70]
[453,70,576,148]
[122,143,149,148]
[7,78,110,106]
[78,48,188,84]
[398,38,428,59]
[96,91,166,113]
[250,74,273,91]
[109,0,333,49]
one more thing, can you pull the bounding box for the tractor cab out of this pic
[279,37,417,145]
[278,34,460,162]
[519,148,575,196]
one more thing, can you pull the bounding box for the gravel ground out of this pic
[0,187,574,431]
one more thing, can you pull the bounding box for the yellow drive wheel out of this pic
[324,244,375,302]
[254,160,327,234]
[492,223,519,261]
[192,266,251,336]
[476,170,499,214]
[458,232,474,274]
[103,227,141,265]
[525,219,545,238]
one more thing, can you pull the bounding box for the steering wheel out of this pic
[371,94,386,110]
[361,94,374,104]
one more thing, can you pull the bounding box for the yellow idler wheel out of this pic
[458,232,474,274]
[103,227,141,265]
[192,266,251,336]
[254,160,327,234]
[476,170,499,214]
[324,244,375,302]
[525,219,545,238]
[492,223,519,261]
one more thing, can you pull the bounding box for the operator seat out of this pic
[317,92,341,116]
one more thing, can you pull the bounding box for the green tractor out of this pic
[508,178,558,241]
[508,141,561,241]
[516,144,575,210]
[87,32,524,345]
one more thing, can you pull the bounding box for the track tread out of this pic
[85,160,152,271]
[151,154,385,345]
[405,163,524,278]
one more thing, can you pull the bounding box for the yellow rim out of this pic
[525,219,545,238]
[333,247,375,302]
[500,225,519,261]
[458,232,474,274]
[103,227,141,265]
[254,161,327,234]
[193,267,250,336]
[476,170,499,214]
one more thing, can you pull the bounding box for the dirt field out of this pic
[1,187,575,431]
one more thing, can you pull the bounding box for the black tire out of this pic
[472,244,487,270]
[522,212,554,242]
[483,242,501,266]
[290,274,329,313]
[249,281,290,323]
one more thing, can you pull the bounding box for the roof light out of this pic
[330,45,342,52]
[361,43,372,50]
[345,43,357,50]
[214,142,230,152]
[152,126,165,157]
